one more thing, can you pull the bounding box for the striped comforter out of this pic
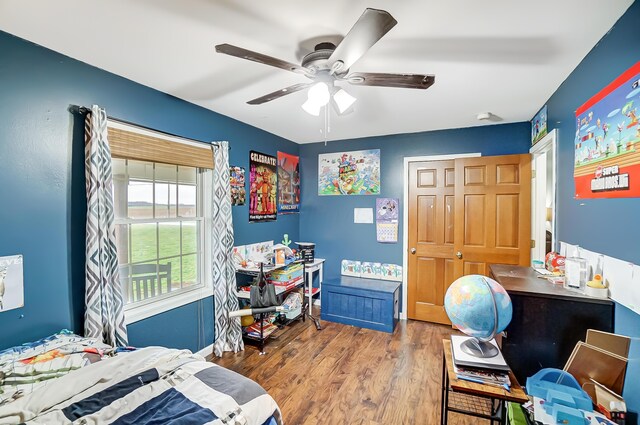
[0,347,282,425]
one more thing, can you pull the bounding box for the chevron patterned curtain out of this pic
[84,105,128,347]
[212,141,244,356]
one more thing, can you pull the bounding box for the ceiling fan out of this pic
[215,8,435,115]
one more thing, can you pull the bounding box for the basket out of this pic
[296,242,315,263]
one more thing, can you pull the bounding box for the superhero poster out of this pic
[229,166,245,206]
[318,149,380,196]
[249,151,277,222]
[574,62,640,199]
[277,152,300,214]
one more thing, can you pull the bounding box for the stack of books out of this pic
[244,319,278,339]
[268,262,304,290]
[451,335,511,391]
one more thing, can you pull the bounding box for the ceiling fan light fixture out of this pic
[302,98,322,116]
[333,88,357,114]
[307,82,330,107]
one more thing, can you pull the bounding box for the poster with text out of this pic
[230,166,246,206]
[277,152,300,214]
[249,151,277,222]
[574,62,640,199]
[0,255,24,312]
[318,149,380,195]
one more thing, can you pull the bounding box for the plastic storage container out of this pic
[564,257,588,293]
[295,242,315,263]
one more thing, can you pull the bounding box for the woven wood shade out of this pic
[108,124,214,169]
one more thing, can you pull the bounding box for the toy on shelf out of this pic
[586,274,609,298]
[545,251,566,273]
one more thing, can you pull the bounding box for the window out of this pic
[112,158,211,322]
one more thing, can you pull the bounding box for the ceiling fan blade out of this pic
[247,83,311,105]
[215,43,309,75]
[346,72,435,89]
[327,8,397,73]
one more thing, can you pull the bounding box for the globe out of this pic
[444,274,513,358]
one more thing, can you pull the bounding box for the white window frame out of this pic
[113,162,213,325]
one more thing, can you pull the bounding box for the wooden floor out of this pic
[214,309,481,425]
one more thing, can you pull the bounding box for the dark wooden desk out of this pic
[490,264,615,383]
[441,339,528,425]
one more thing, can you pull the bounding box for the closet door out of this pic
[407,154,531,324]
[453,154,531,279]
[407,160,456,324]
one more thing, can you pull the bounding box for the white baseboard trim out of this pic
[196,343,214,359]
[400,312,408,320]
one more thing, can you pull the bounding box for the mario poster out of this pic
[318,149,381,196]
[277,152,300,214]
[249,151,277,222]
[574,62,640,199]
[531,105,548,146]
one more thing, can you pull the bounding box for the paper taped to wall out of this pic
[603,256,636,314]
[559,241,640,315]
[354,208,374,224]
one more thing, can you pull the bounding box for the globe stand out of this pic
[460,276,501,359]
[460,337,499,358]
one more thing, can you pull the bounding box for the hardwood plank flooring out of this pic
[214,309,485,424]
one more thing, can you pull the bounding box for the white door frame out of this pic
[401,152,481,320]
[530,129,558,260]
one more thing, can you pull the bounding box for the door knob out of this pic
[456,251,463,259]
[410,248,416,255]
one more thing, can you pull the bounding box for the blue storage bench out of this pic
[321,276,400,333]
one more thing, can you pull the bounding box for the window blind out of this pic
[107,120,214,169]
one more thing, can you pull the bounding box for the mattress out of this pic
[0,333,282,424]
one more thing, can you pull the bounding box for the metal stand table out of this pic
[441,339,528,425]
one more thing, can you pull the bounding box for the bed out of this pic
[0,331,282,424]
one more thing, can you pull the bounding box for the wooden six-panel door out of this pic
[453,154,531,278]
[407,154,531,324]
[407,160,456,323]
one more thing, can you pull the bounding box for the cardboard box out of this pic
[583,379,627,424]
[563,329,630,424]
[564,330,630,395]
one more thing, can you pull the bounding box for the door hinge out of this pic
[531,169,536,178]
[531,239,536,248]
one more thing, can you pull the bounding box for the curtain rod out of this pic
[72,105,226,149]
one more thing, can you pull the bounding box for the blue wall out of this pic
[540,0,640,414]
[0,30,299,353]
[298,122,531,283]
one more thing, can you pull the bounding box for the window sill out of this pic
[124,287,212,325]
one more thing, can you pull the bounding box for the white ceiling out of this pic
[0,1,633,143]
